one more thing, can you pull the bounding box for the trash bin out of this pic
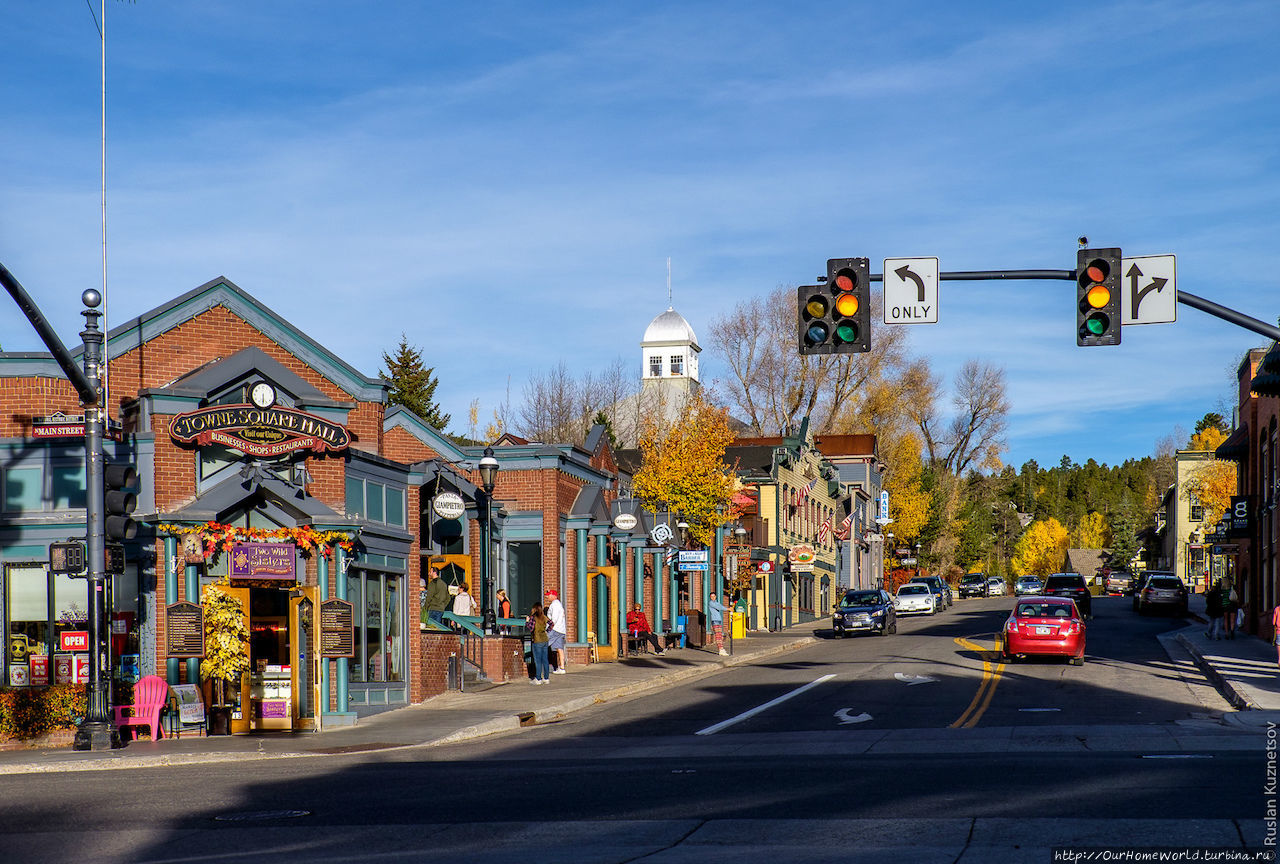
[684,610,705,647]
[731,610,746,640]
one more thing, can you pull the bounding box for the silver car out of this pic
[986,577,1006,596]
[1014,576,1043,596]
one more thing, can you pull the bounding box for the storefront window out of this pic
[346,569,403,684]
[8,565,49,667]
[3,467,42,513]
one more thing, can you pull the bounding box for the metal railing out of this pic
[440,614,529,690]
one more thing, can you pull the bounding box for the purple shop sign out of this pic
[230,542,297,581]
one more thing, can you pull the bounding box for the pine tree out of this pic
[381,335,450,431]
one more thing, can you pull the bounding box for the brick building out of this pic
[0,277,657,732]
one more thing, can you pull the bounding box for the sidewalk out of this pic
[1178,591,1280,712]
[0,620,824,774]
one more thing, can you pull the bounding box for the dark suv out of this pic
[1041,573,1092,618]
[959,573,988,599]
[909,575,952,609]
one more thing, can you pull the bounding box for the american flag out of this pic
[817,517,831,545]
[834,512,853,540]
[795,477,819,505]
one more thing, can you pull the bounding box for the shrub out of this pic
[0,685,88,740]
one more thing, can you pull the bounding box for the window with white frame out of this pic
[670,354,684,376]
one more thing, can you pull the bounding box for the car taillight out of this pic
[1006,618,1019,632]
[1065,621,1080,635]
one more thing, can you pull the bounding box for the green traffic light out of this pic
[834,321,859,343]
[1084,314,1108,336]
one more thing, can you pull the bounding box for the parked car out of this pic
[1104,570,1133,595]
[832,589,898,637]
[1131,571,1174,610]
[1014,576,1043,596]
[1002,596,1086,665]
[909,575,952,609]
[1041,573,1092,618]
[894,584,936,616]
[1134,573,1189,616]
[985,576,1007,596]
[959,573,989,598]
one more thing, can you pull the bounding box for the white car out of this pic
[894,584,937,616]
[986,577,1006,596]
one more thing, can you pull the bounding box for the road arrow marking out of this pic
[894,673,938,686]
[834,708,873,725]
[695,673,836,736]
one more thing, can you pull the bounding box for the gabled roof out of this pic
[107,276,386,402]
[143,345,353,409]
[158,472,344,525]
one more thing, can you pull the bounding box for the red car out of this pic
[1002,597,1086,665]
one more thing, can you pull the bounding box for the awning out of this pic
[1215,424,1249,463]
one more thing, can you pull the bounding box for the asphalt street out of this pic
[0,594,1267,864]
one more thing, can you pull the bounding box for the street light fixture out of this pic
[478,446,499,635]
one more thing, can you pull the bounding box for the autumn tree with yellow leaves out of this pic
[1183,424,1237,526]
[1012,517,1070,577]
[632,392,738,547]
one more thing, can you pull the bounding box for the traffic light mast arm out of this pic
[856,266,1280,341]
[1177,289,1280,342]
[0,261,97,404]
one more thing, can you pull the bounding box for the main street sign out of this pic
[882,257,939,324]
[1121,254,1176,325]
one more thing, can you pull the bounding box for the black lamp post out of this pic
[478,446,499,635]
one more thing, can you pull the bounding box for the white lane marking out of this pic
[1140,754,1213,759]
[834,708,873,725]
[894,673,938,685]
[695,674,837,736]
[1019,708,1061,712]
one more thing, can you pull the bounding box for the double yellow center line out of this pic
[950,635,1005,728]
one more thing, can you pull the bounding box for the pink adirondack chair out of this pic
[114,675,169,741]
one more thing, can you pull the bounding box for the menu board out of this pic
[319,599,355,658]
[165,601,205,658]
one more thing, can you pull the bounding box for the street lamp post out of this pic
[478,447,499,635]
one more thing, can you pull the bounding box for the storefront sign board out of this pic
[59,630,90,652]
[28,655,49,686]
[170,404,350,457]
[230,542,296,580]
[432,492,466,520]
[320,599,355,658]
[54,654,74,685]
[165,602,205,658]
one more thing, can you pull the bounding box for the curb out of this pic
[0,634,820,773]
[1175,632,1256,711]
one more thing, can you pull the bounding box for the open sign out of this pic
[59,630,90,652]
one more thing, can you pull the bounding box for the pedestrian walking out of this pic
[423,566,451,627]
[453,582,474,617]
[1204,582,1224,640]
[1272,603,1280,670]
[1223,582,1239,640]
[708,591,728,656]
[545,589,568,673]
[527,603,551,683]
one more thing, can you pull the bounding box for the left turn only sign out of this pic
[883,257,939,324]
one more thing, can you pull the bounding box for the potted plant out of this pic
[199,578,249,735]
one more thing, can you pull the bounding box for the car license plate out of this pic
[1036,626,1051,635]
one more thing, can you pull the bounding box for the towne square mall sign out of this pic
[170,405,350,457]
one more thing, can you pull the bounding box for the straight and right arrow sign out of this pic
[1121,254,1177,325]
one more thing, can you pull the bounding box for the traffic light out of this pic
[798,258,871,354]
[49,541,87,575]
[1076,248,1122,346]
[104,461,138,542]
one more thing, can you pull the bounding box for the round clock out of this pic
[250,381,276,409]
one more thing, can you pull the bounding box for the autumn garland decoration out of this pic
[157,521,355,563]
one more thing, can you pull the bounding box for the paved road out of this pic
[0,595,1268,864]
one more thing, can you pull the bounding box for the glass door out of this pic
[289,587,318,731]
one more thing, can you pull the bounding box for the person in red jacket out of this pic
[625,604,665,655]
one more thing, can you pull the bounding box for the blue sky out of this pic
[4,1,1279,469]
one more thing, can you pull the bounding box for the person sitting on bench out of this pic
[625,604,665,655]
